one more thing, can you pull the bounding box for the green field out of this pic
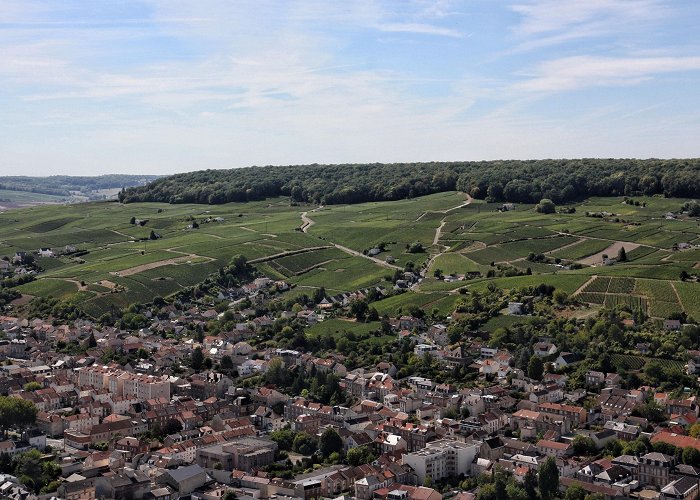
[0,192,697,319]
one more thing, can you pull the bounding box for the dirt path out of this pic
[300,212,314,233]
[578,241,641,266]
[546,237,586,255]
[332,243,402,270]
[415,194,474,222]
[670,282,685,312]
[444,194,474,213]
[111,254,214,277]
[111,229,135,239]
[247,246,333,264]
[64,278,88,291]
[433,221,446,246]
[572,275,598,296]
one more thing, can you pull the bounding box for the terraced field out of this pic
[574,276,686,318]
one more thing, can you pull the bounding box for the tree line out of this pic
[118,159,700,206]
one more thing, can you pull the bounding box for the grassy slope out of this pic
[0,193,697,319]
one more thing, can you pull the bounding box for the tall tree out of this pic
[528,355,544,380]
[538,456,559,500]
[191,347,204,371]
[319,428,343,458]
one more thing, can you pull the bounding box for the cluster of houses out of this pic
[0,277,699,499]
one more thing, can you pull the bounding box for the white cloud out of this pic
[508,0,668,51]
[511,0,664,35]
[516,55,700,92]
[374,22,464,38]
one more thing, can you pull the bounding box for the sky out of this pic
[2,0,700,176]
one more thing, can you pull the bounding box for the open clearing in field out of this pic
[578,241,641,266]
[110,254,214,277]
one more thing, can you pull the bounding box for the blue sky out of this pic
[2,0,700,176]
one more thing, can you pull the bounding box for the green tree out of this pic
[476,484,496,500]
[269,427,296,451]
[319,428,343,458]
[346,446,375,466]
[86,332,97,348]
[572,435,597,456]
[523,468,538,500]
[683,447,700,466]
[23,382,42,392]
[553,289,568,306]
[617,246,627,262]
[564,485,586,500]
[528,355,544,380]
[0,397,38,436]
[191,347,204,371]
[221,355,234,371]
[162,419,183,436]
[292,432,318,456]
[313,287,327,304]
[536,199,556,214]
[538,456,559,500]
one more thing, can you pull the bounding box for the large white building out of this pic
[75,365,170,400]
[402,439,481,484]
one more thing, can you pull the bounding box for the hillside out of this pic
[119,159,700,206]
[0,192,697,322]
[0,174,159,207]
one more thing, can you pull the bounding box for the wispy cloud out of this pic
[516,55,700,92]
[509,0,668,51]
[0,1,699,175]
[374,22,464,38]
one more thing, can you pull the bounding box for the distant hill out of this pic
[119,159,700,206]
[0,174,160,206]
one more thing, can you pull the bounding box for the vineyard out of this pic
[574,276,683,317]
[267,248,348,277]
[611,354,686,373]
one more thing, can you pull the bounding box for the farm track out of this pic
[546,237,586,255]
[111,254,214,277]
[300,212,314,233]
[332,243,402,270]
[670,282,685,313]
[298,209,401,270]
[421,195,474,277]
[247,246,333,264]
[572,275,598,296]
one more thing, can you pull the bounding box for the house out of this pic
[661,476,698,500]
[585,371,605,387]
[94,469,151,500]
[533,342,557,357]
[536,439,572,458]
[665,319,682,331]
[507,302,524,315]
[37,248,54,257]
[553,352,581,370]
[605,373,622,388]
[603,421,640,441]
[638,452,676,489]
[159,464,213,496]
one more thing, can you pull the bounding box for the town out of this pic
[0,254,698,500]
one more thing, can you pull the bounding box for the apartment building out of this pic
[402,440,481,484]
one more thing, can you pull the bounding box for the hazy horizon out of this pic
[2,0,700,176]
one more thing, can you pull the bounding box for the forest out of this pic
[118,159,700,206]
